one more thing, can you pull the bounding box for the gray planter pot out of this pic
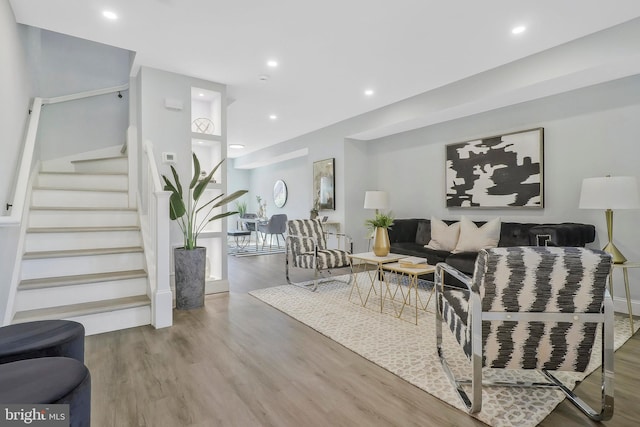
[174,247,206,310]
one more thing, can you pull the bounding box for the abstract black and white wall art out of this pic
[445,128,544,208]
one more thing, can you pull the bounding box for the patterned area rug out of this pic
[249,275,638,427]
[227,239,285,257]
[228,246,285,257]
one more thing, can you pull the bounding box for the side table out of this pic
[348,252,405,312]
[382,262,436,324]
[610,262,639,332]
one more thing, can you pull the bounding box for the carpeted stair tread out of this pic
[12,295,150,323]
[23,246,143,259]
[19,269,147,290]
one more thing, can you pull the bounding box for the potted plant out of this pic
[365,212,394,256]
[235,200,248,229]
[235,200,248,217]
[256,195,267,219]
[162,153,247,309]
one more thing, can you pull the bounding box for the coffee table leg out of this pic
[623,267,634,332]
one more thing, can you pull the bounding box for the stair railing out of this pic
[2,84,130,225]
[0,98,43,226]
[0,98,43,323]
[140,137,173,328]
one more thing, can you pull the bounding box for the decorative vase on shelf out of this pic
[373,227,390,257]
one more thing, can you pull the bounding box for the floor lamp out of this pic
[579,176,640,264]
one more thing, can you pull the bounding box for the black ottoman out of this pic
[0,357,91,427]
[0,320,85,364]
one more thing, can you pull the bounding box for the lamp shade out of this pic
[364,191,389,210]
[579,176,640,209]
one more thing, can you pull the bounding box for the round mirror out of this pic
[273,179,287,208]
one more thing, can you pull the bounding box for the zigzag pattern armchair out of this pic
[435,246,614,421]
[286,219,353,291]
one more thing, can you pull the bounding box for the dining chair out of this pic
[258,214,288,249]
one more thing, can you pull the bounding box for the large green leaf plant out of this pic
[162,154,247,250]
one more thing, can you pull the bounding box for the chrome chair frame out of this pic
[285,228,354,292]
[435,260,614,421]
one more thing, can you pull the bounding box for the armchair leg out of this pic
[436,293,482,413]
[285,246,354,292]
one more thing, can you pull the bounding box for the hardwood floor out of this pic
[86,253,639,426]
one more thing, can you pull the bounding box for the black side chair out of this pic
[258,214,288,249]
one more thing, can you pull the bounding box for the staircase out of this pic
[11,155,152,335]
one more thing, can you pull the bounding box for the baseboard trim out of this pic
[612,295,639,317]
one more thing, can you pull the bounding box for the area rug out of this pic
[249,275,638,427]
[228,244,285,257]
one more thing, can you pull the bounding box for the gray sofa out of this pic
[388,218,596,276]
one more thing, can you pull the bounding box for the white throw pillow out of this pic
[425,217,460,252]
[452,216,501,253]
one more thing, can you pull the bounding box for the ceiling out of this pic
[9,0,640,159]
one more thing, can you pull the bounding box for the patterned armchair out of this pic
[286,219,353,291]
[435,246,613,421]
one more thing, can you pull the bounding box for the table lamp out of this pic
[579,175,640,263]
[363,191,389,215]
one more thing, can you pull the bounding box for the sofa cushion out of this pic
[498,222,536,246]
[415,220,431,245]
[529,223,596,246]
[426,217,460,251]
[445,252,478,275]
[453,217,501,253]
[388,219,420,243]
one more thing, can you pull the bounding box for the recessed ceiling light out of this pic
[269,114,278,120]
[364,89,374,96]
[198,93,204,97]
[102,11,118,20]
[267,60,278,68]
[229,144,245,149]
[512,25,526,35]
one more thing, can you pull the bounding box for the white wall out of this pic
[368,76,640,223]
[246,157,308,220]
[367,76,640,307]
[237,46,640,311]
[0,0,33,321]
[31,28,131,160]
[0,4,32,212]
[226,160,251,227]
[137,66,232,289]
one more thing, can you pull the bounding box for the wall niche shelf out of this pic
[191,88,222,137]
[190,84,227,293]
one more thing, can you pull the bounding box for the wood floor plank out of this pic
[85,252,639,426]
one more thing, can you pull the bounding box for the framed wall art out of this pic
[445,128,544,208]
[313,158,335,210]
[273,179,287,208]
